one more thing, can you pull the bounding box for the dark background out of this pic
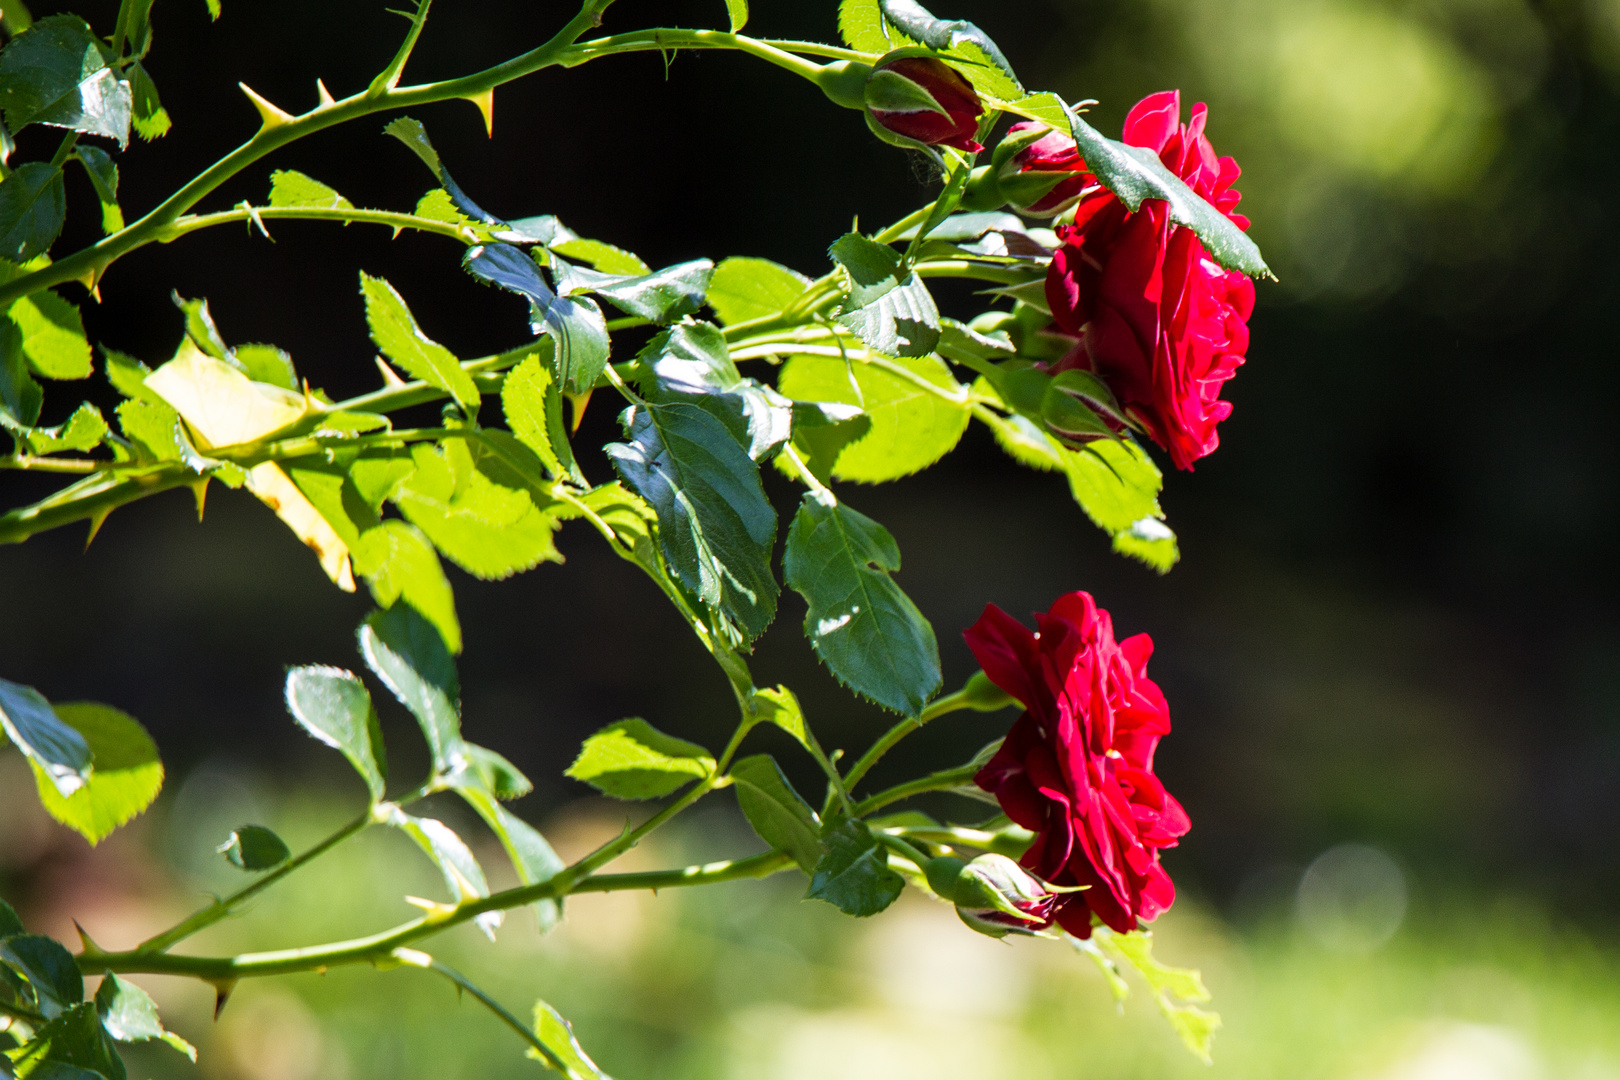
[2,0,1615,924]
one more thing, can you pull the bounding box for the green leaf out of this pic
[113,399,179,460]
[977,406,1177,571]
[725,0,748,32]
[783,494,941,716]
[501,352,579,482]
[605,402,779,644]
[170,293,230,361]
[8,288,88,379]
[777,351,968,482]
[204,0,220,19]
[828,233,940,358]
[878,0,1021,98]
[94,974,195,1061]
[70,146,120,234]
[0,319,42,426]
[552,256,712,324]
[101,347,159,403]
[8,1002,125,1080]
[527,999,611,1080]
[806,819,904,917]
[128,61,170,140]
[565,717,713,800]
[0,898,23,936]
[838,0,913,52]
[379,805,493,913]
[463,243,610,395]
[636,322,793,461]
[348,453,416,512]
[453,783,564,933]
[29,703,162,845]
[391,440,561,581]
[1,936,81,1014]
[1094,927,1221,1063]
[784,401,869,484]
[729,754,822,872]
[351,521,461,654]
[1063,103,1269,278]
[25,403,106,454]
[359,272,479,414]
[0,15,131,146]
[744,685,812,749]
[383,116,498,225]
[0,163,65,262]
[706,257,810,326]
[0,678,89,798]
[550,236,649,276]
[267,169,354,210]
[358,604,463,767]
[233,343,298,392]
[284,665,387,801]
[217,824,289,870]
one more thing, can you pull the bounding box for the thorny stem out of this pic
[840,686,983,793]
[853,763,982,817]
[135,812,372,955]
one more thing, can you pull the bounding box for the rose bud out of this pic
[992,121,1091,217]
[925,853,1063,938]
[864,56,985,153]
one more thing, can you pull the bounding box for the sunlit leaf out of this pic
[635,322,793,461]
[380,804,492,909]
[0,678,89,797]
[1093,927,1222,1063]
[500,352,578,481]
[359,272,479,415]
[25,403,106,454]
[9,1002,126,1080]
[284,665,387,801]
[128,61,170,140]
[0,15,132,146]
[783,493,940,715]
[391,440,562,581]
[358,604,463,765]
[706,257,809,326]
[453,783,564,933]
[605,402,778,644]
[565,717,713,800]
[777,351,968,482]
[8,287,88,379]
[29,703,162,845]
[268,169,354,210]
[72,146,120,234]
[552,256,712,324]
[527,999,612,1080]
[828,233,940,358]
[463,243,610,395]
[351,522,461,655]
[95,974,195,1061]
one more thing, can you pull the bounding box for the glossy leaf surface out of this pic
[730,754,822,872]
[783,494,940,716]
[566,717,714,800]
[0,678,90,797]
[806,819,904,917]
[29,703,163,844]
[284,665,387,800]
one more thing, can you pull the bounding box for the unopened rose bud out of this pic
[992,121,1091,216]
[864,56,984,153]
[952,853,1060,938]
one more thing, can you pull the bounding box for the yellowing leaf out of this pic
[246,462,356,591]
[144,344,308,448]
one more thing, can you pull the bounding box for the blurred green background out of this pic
[4,0,1620,1075]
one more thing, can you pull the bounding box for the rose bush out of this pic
[1045,91,1256,470]
[969,591,1191,936]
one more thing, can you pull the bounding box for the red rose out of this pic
[967,591,1189,937]
[864,57,984,153]
[1044,91,1255,470]
[998,120,1090,217]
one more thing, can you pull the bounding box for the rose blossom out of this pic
[968,591,1189,937]
[1044,90,1255,470]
